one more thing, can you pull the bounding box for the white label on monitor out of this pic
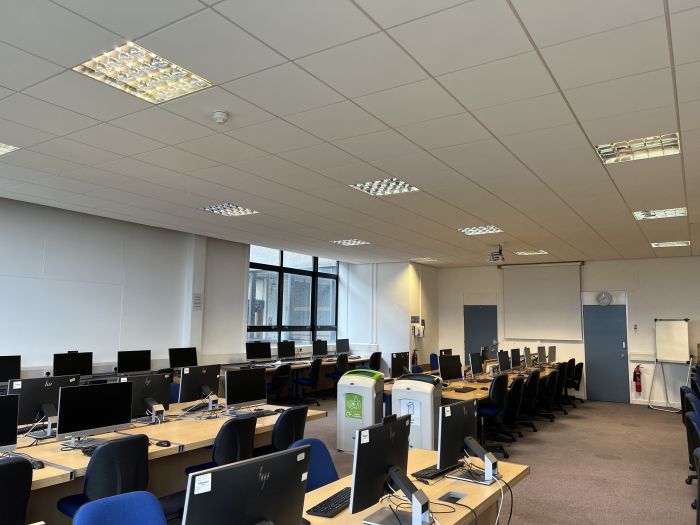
[69,377,76,383]
[184,368,190,375]
[301,472,308,482]
[12,381,21,390]
[360,430,369,444]
[194,473,211,495]
[296,452,305,462]
[120,377,127,383]
[445,406,451,417]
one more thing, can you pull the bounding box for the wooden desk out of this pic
[304,449,529,524]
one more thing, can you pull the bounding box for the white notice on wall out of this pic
[194,473,211,495]
[192,293,203,312]
[399,399,421,426]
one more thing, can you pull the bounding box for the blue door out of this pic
[463,306,497,362]
[583,305,629,403]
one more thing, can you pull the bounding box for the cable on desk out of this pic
[502,477,513,525]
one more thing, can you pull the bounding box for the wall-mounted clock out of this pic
[597,291,613,306]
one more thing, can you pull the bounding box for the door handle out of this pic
[622,341,626,349]
[620,353,626,359]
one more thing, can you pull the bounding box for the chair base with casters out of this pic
[477,406,510,459]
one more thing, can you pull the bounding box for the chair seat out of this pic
[184,462,215,476]
[477,405,499,418]
[58,493,89,517]
[294,378,314,387]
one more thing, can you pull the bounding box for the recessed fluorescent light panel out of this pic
[515,250,548,256]
[650,241,690,248]
[74,42,211,104]
[410,257,437,263]
[201,203,258,217]
[0,143,19,156]
[457,225,503,236]
[595,133,680,164]
[633,207,687,220]
[331,239,370,247]
[350,177,419,197]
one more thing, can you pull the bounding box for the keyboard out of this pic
[412,463,461,480]
[306,487,351,518]
[181,402,210,412]
[453,386,476,394]
[229,409,277,418]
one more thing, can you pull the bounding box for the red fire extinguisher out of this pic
[632,365,642,393]
[412,349,419,367]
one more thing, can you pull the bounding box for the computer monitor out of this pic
[182,446,311,525]
[277,341,295,359]
[437,400,478,470]
[8,374,79,426]
[548,346,557,363]
[53,352,93,376]
[497,350,511,372]
[0,355,21,383]
[122,373,170,418]
[312,339,328,357]
[391,352,410,378]
[469,352,483,375]
[224,368,267,411]
[178,365,221,403]
[510,348,521,369]
[169,347,198,368]
[537,346,546,364]
[439,348,452,356]
[0,395,19,453]
[117,350,151,374]
[481,346,490,362]
[245,342,271,361]
[56,382,133,440]
[439,355,463,381]
[350,415,420,522]
[336,338,350,355]
[524,347,532,367]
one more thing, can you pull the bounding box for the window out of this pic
[247,246,338,345]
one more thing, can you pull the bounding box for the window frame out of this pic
[247,249,338,344]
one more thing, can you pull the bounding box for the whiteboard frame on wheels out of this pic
[649,318,693,413]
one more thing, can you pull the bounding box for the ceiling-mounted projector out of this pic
[487,244,504,263]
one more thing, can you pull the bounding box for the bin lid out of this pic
[342,369,383,381]
[395,373,441,386]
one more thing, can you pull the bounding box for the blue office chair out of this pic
[477,373,509,458]
[289,438,339,492]
[255,405,308,456]
[293,358,322,406]
[682,385,695,423]
[185,415,257,475]
[0,456,33,525]
[267,364,292,402]
[429,353,439,372]
[73,491,167,525]
[170,382,180,403]
[412,364,424,373]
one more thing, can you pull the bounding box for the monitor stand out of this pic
[362,467,433,525]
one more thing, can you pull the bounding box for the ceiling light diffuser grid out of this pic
[633,207,687,220]
[515,250,548,256]
[350,177,419,196]
[457,225,503,235]
[0,143,19,156]
[201,203,258,217]
[331,239,370,247]
[595,133,680,164]
[410,257,437,263]
[650,241,690,248]
[74,42,212,104]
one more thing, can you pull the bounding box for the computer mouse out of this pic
[274,408,285,414]
[31,460,44,470]
[480,387,488,390]
[156,440,171,447]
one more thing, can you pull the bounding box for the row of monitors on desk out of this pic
[436,345,557,381]
[245,338,350,361]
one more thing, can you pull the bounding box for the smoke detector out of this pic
[212,111,229,124]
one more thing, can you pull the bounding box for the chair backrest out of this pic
[686,412,700,467]
[488,374,509,413]
[429,353,439,371]
[73,491,167,525]
[522,369,540,408]
[0,456,32,525]
[505,376,525,424]
[169,382,180,404]
[212,415,257,466]
[336,354,349,374]
[566,358,575,379]
[541,370,558,406]
[289,438,339,492]
[412,364,424,373]
[272,405,308,451]
[695,448,700,525]
[84,434,149,502]
[308,358,323,386]
[555,362,568,396]
[681,386,694,422]
[687,391,700,416]
[369,352,382,371]
[574,362,584,383]
[270,364,292,391]
[692,374,700,396]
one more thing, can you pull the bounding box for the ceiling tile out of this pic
[231,155,337,189]
[542,18,669,90]
[510,0,663,47]
[608,155,686,210]
[286,101,386,141]
[581,105,678,145]
[397,113,490,150]
[354,0,467,28]
[0,149,84,175]
[671,7,700,65]
[215,0,377,59]
[96,157,185,185]
[278,143,357,172]
[0,118,55,148]
[110,107,215,145]
[389,0,531,76]
[297,33,427,98]
[681,100,700,131]
[29,137,121,165]
[354,79,462,127]
[670,0,700,12]
[0,0,121,67]
[134,146,219,172]
[0,94,98,135]
[138,10,286,84]
[24,71,150,121]
[334,129,422,161]
[226,119,322,153]
[439,51,556,110]
[0,86,12,100]
[566,69,674,122]
[161,87,274,132]
[0,42,64,91]
[66,123,165,156]
[322,161,389,184]
[371,152,455,181]
[222,63,343,116]
[676,61,700,103]
[52,0,204,39]
[475,92,573,136]
[177,133,267,164]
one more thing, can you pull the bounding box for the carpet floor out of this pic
[303,398,695,524]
